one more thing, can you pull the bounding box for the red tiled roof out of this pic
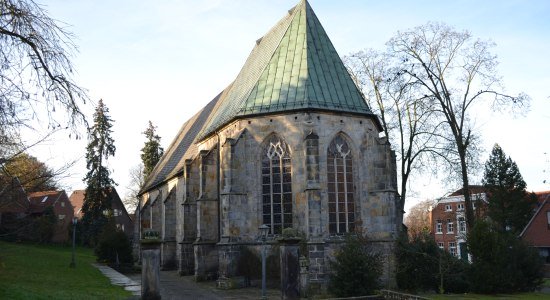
[448,185,486,197]
[28,190,63,213]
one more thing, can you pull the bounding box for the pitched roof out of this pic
[448,185,486,197]
[140,93,224,193]
[140,0,377,194]
[197,0,374,140]
[28,190,63,214]
[520,193,550,246]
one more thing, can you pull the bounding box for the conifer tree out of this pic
[81,99,116,245]
[482,144,536,233]
[140,121,163,179]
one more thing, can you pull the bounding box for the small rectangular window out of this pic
[457,203,464,210]
[449,242,457,256]
[445,204,452,211]
[58,214,65,220]
[458,217,466,233]
[61,202,65,207]
[436,220,442,233]
[438,242,444,250]
[447,219,454,233]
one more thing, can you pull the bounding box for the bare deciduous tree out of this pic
[344,49,443,227]
[0,0,88,162]
[388,22,529,229]
[124,163,144,212]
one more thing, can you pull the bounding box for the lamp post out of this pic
[259,224,270,300]
[70,217,78,268]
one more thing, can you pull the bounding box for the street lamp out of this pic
[259,224,270,300]
[69,217,77,268]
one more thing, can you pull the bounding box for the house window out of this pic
[262,135,292,235]
[449,242,457,256]
[327,135,355,234]
[447,219,454,233]
[458,217,466,233]
[113,209,120,217]
[58,214,65,220]
[547,211,550,229]
[438,242,444,250]
[457,203,464,211]
[472,202,476,210]
[445,204,452,211]
[436,220,442,233]
[61,202,65,207]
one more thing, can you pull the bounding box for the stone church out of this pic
[138,0,400,289]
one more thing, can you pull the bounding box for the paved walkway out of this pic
[94,264,281,299]
[92,263,141,296]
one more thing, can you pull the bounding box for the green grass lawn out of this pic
[0,241,131,299]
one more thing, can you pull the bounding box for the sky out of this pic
[28,0,550,212]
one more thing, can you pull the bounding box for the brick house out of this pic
[69,188,134,240]
[431,186,488,260]
[28,190,74,243]
[0,177,29,230]
[520,191,550,264]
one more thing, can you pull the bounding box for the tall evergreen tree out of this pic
[81,99,116,245]
[482,144,536,233]
[140,121,163,179]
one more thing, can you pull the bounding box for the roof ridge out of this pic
[196,1,304,140]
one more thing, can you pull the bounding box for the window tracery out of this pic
[261,135,292,234]
[327,135,355,234]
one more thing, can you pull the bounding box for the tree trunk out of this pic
[458,146,474,230]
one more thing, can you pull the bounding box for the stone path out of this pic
[94,263,281,299]
[92,263,141,296]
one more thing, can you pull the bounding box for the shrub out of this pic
[439,251,470,293]
[329,235,382,297]
[396,232,439,292]
[95,219,133,265]
[396,232,469,293]
[468,220,544,293]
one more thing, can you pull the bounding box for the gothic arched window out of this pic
[327,135,355,234]
[262,135,292,234]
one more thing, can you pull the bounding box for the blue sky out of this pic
[32,0,550,211]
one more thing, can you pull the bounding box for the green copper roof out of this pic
[198,0,373,140]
